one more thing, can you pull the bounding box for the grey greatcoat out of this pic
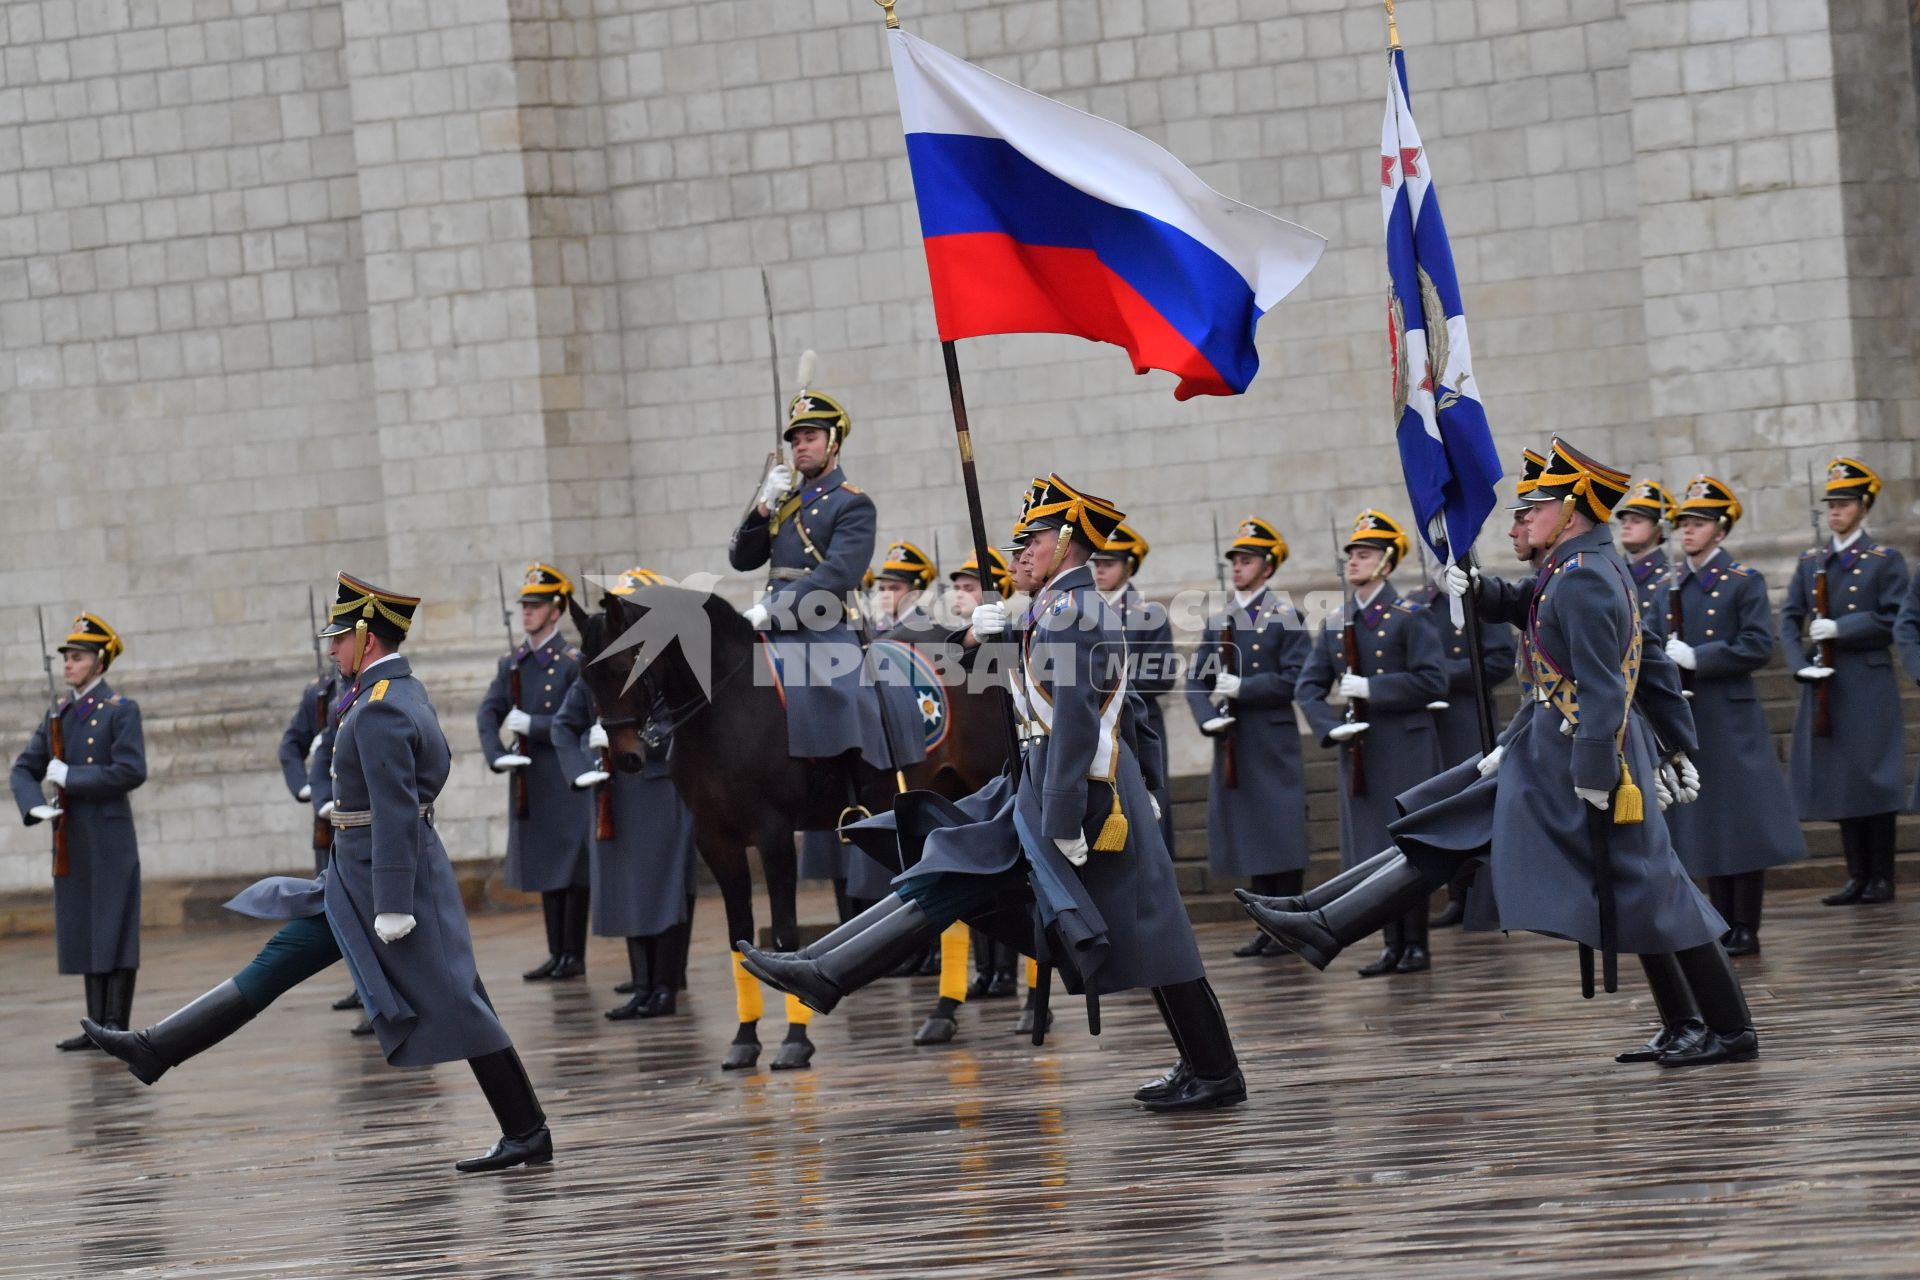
[228,656,513,1067]
[1411,586,1516,766]
[1298,583,1447,869]
[278,674,342,874]
[1894,569,1920,809]
[1393,526,1725,954]
[1627,547,1675,627]
[851,564,1205,998]
[727,464,926,771]
[1183,589,1312,876]
[1783,536,1910,819]
[1661,550,1808,878]
[477,631,593,894]
[550,680,698,940]
[1115,585,1177,847]
[10,682,146,975]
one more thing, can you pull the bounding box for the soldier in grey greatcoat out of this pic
[11,612,145,1052]
[551,570,700,1021]
[1184,516,1312,958]
[1786,458,1909,907]
[84,573,553,1173]
[277,667,341,876]
[1092,522,1176,853]
[737,476,1245,1113]
[1661,476,1807,955]
[1617,479,1678,624]
[1297,509,1448,975]
[1242,440,1759,1070]
[479,563,594,981]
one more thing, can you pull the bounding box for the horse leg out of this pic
[761,819,815,1071]
[707,837,763,1072]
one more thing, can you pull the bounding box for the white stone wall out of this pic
[1,0,1916,892]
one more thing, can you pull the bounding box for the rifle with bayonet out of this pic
[1209,514,1238,787]
[36,609,70,879]
[1808,463,1834,737]
[1333,516,1368,797]
[306,589,333,852]
[497,567,531,820]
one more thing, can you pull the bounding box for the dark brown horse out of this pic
[570,585,1007,1069]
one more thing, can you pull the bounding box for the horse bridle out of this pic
[599,643,753,747]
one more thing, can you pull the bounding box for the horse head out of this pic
[572,581,756,772]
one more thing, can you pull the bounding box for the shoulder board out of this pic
[1868,546,1891,558]
[1391,601,1418,615]
[1726,562,1754,577]
[564,646,581,660]
[109,694,125,705]
[840,482,863,495]
[1798,548,1818,560]
[370,679,390,701]
[1560,552,1585,571]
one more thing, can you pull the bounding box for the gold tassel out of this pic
[1092,785,1129,853]
[1612,757,1644,825]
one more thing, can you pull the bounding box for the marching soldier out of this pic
[948,547,1022,999]
[738,476,1245,1112]
[478,564,594,981]
[1790,459,1909,905]
[1662,476,1807,954]
[278,658,369,1030]
[1297,511,1448,975]
[1185,517,1312,958]
[85,573,553,1171]
[11,613,146,1052]
[552,569,700,1020]
[1243,440,1759,1069]
[1093,523,1177,852]
[1617,479,1678,621]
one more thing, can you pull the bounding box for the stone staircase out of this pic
[1167,660,1920,922]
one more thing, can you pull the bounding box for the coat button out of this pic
[1853,568,1862,575]
[1706,609,1715,616]
[1705,629,1715,637]
[1375,649,1384,657]
[1251,643,1260,650]
[1849,585,1858,592]
[87,737,94,744]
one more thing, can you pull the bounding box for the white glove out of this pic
[1655,764,1676,811]
[1054,835,1089,867]
[297,784,312,802]
[1664,637,1697,670]
[1808,617,1839,642]
[28,804,62,821]
[492,753,531,771]
[318,800,336,819]
[1426,700,1450,711]
[573,769,610,789]
[1200,715,1236,735]
[1670,752,1700,803]
[1575,785,1611,810]
[43,759,68,788]
[1476,745,1504,778]
[1796,665,1835,682]
[1148,794,1161,820]
[970,601,1008,640]
[374,912,416,944]
[1328,721,1369,743]
[743,603,771,629]
[757,463,794,511]
[1560,716,1575,736]
[1338,674,1370,701]
[309,732,325,756]
[587,722,609,751]
[1443,564,1477,598]
[502,708,532,737]
[1213,672,1242,699]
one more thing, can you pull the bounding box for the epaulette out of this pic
[1868,546,1890,558]
[564,645,582,661]
[1726,561,1755,577]
[1558,552,1585,572]
[1799,547,1819,560]
[841,482,864,495]
[1391,601,1419,615]
[109,694,124,705]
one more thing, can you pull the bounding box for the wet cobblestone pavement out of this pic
[6,887,1919,1278]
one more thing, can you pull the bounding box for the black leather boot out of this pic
[1240,848,1397,915]
[1430,873,1468,928]
[1393,907,1431,973]
[548,885,590,979]
[1722,871,1763,955]
[1617,953,1707,1062]
[102,968,136,1032]
[736,898,937,1016]
[1660,944,1759,1068]
[1237,852,1436,971]
[795,894,913,965]
[985,939,1017,997]
[82,979,257,1084]
[1357,916,1405,978]
[1233,932,1276,958]
[331,989,364,1010]
[637,921,689,1017]
[458,1047,553,1172]
[606,936,653,1020]
[58,974,110,1051]
[1859,816,1896,903]
[1134,987,1193,1103]
[523,892,565,980]
[1823,819,1869,905]
[966,927,995,997]
[1139,979,1246,1112]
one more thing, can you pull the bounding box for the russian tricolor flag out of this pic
[889,29,1326,401]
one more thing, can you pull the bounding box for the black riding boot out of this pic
[641,911,692,1017]
[606,937,653,1020]
[82,980,256,1084]
[1824,818,1870,905]
[103,967,137,1032]
[1241,847,1399,915]
[1722,871,1764,955]
[1616,953,1708,1062]
[736,899,937,1016]
[1140,979,1246,1112]
[1660,943,1758,1067]
[987,938,1018,996]
[1357,915,1406,978]
[1234,874,1290,956]
[457,1047,553,1172]
[1431,865,1471,928]
[1393,905,1431,973]
[1133,987,1193,1102]
[967,926,997,996]
[1860,812,1897,903]
[57,974,110,1052]
[1238,852,1438,971]
[1706,875,1735,932]
[524,892,565,980]
[550,886,589,979]
[793,893,913,963]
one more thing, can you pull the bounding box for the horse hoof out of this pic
[913,1015,958,1046]
[722,1041,761,1071]
[770,1039,815,1071]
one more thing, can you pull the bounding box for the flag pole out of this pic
[1385,0,1400,49]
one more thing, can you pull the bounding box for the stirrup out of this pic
[835,804,872,845]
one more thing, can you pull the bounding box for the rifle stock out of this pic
[1811,558,1834,737]
[1341,606,1369,798]
[1218,615,1238,789]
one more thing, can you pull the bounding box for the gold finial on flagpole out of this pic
[1384,0,1401,49]
[875,0,899,28]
